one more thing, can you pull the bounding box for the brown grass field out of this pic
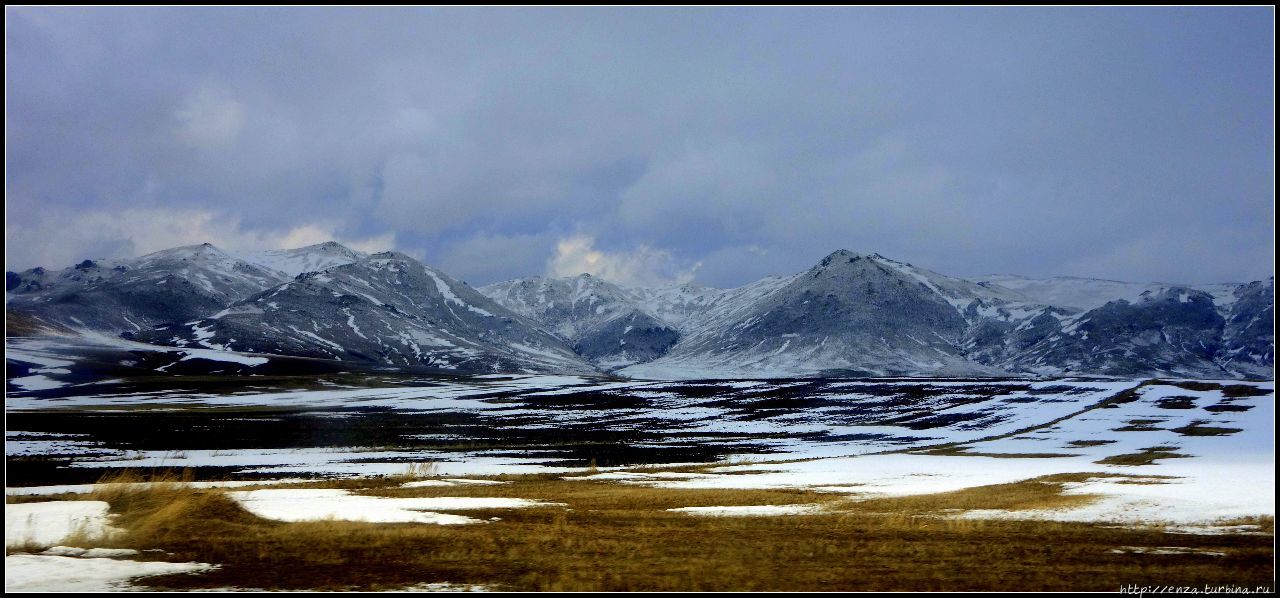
[8,468,1273,592]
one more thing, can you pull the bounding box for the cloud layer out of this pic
[5,207,394,268]
[6,7,1274,286]
[547,235,699,288]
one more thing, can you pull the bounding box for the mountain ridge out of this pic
[7,244,1273,379]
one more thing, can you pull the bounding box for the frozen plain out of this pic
[5,350,1274,590]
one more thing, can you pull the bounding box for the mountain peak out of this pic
[815,249,888,270]
[305,241,364,256]
[237,242,366,277]
[142,243,229,261]
[367,250,418,263]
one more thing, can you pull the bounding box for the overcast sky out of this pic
[5,7,1274,287]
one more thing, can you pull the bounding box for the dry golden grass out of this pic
[1171,423,1244,437]
[59,470,1274,591]
[845,473,1100,514]
[363,477,833,513]
[1216,516,1274,535]
[1095,446,1192,466]
[1065,439,1116,448]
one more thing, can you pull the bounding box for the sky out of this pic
[5,7,1274,288]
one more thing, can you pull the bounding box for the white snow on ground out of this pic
[5,501,114,548]
[667,504,826,517]
[226,489,562,524]
[5,372,1272,530]
[941,381,1275,525]
[4,435,112,458]
[584,472,713,482]
[400,480,457,488]
[4,554,215,592]
[441,478,508,486]
[601,381,1275,528]
[4,345,76,369]
[401,479,510,488]
[582,453,1069,495]
[228,489,482,525]
[376,496,564,510]
[178,348,269,366]
[8,374,68,391]
[5,334,276,391]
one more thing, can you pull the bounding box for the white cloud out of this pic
[277,224,395,254]
[546,235,699,288]
[174,84,245,149]
[4,207,395,271]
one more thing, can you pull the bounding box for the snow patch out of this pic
[4,554,215,592]
[667,504,825,517]
[178,349,269,366]
[5,501,114,548]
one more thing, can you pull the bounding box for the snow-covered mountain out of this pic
[479,274,681,370]
[7,242,1273,379]
[622,251,1029,378]
[977,274,1241,312]
[132,251,595,375]
[1218,278,1276,378]
[5,241,370,336]
[487,251,1054,377]
[6,244,288,333]
[489,250,1272,380]
[966,275,1272,378]
[996,287,1229,378]
[481,274,641,340]
[236,241,367,277]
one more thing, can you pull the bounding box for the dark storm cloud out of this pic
[5,7,1273,286]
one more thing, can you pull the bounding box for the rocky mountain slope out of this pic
[130,252,595,374]
[5,244,288,333]
[619,251,1036,378]
[480,274,681,370]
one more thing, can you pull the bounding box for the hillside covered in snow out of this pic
[7,243,1274,379]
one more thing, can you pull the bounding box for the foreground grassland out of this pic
[13,470,1273,592]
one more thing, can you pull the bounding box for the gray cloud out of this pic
[5,7,1273,287]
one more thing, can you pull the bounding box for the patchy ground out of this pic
[4,472,1273,591]
[5,372,1274,590]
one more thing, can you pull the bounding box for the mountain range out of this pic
[6,242,1273,379]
